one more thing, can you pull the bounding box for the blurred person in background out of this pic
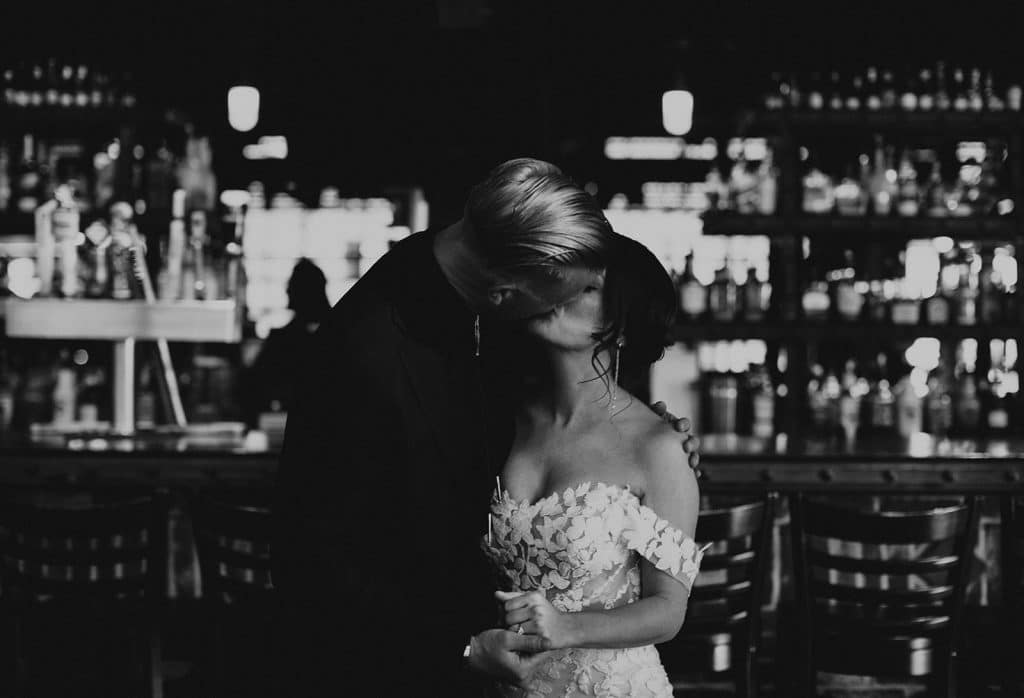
[271,158,701,696]
[242,257,331,427]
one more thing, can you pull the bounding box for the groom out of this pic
[271,158,700,696]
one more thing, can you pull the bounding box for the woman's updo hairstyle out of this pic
[464,158,615,275]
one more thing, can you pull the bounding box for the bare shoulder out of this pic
[632,417,700,533]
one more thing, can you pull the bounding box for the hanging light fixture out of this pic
[228,85,260,132]
[662,89,694,136]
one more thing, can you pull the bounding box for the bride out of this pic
[481,234,703,697]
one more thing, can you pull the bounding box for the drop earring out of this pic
[610,334,626,410]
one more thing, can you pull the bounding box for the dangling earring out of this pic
[610,334,626,410]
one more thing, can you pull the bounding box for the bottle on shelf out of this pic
[934,62,952,111]
[806,71,825,111]
[968,68,984,112]
[845,72,864,111]
[868,137,896,216]
[899,67,918,111]
[985,339,1015,436]
[51,350,78,428]
[977,249,1003,324]
[764,72,785,111]
[807,364,829,435]
[827,70,844,111]
[865,353,897,437]
[709,262,738,322]
[756,147,778,215]
[952,349,982,436]
[704,163,727,211]
[924,368,954,438]
[890,279,921,326]
[0,347,15,434]
[136,362,157,429]
[108,202,136,300]
[802,156,836,214]
[895,150,920,217]
[880,69,898,110]
[924,160,948,217]
[0,143,10,213]
[832,249,863,322]
[728,150,758,214]
[802,263,831,322]
[835,164,867,216]
[14,133,42,214]
[895,371,923,437]
[954,246,979,326]
[677,252,707,322]
[742,264,770,322]
[83,220,111,298]
[951,67,970,112]
[917,68,935,111]
[838,359,867,445]
[749,364,775,439]
[864,66,882,111]
[924,254,952,326]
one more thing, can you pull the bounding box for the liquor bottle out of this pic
[76,366,107,425]
[802,161,835,214]
[52,350,77,427]
[0,348,14,434]
[136,363,157,429]
[952,358,981,436]
[866,356,897,436]
[925,161,948,217]
[924,257,951,326]
[90,69,106,108]
[1007,80,1023,112]
[764,72,785,111]
[807,364,829,435]
[1,67,13,106]
[838,360,865,445]
[977,249,1003,324]
[895,372,923,437]
[74,65,90,108]
[806,71,825,110]
[835,164,867,216]
[891,279,921,326]
[924,370,953,437]
[28,64,44,107]
[864,66,882,111]
[728,150,758,214]
[917,68,935,111]
[787,72,802,110]
[750,364,775,438]
[845,73,864,111]
[742,265,770,322]
[868,137,895,216]
[822,370,842,434]
[108,202,135,300]
[985,340,1012,436]
[0,144,10,214]
[84,221,111,298]
[880,69,898,110]
[899,68,918,111]
[934,62,952,111]
[756,148,778,215]
[951,67,970,112]
[58,64,75,108]
[833,249,863,321]
[44,59,59,107]
[802,264,831,322]
[827,70,844,111]
[51,185,81,298]
[895,150,920,217]
[709,263,738,322]
[704,163,727,211]
[968,68,984,113]
[955,247,979,326]
[13,133,41,213]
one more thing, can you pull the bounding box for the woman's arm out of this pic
[499,430,700,650]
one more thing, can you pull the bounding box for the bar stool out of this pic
[190,490,276,697]
[789,494,978,698]
[659,493,776,697]
[0,488,169,698]
[1001,495,1024,695]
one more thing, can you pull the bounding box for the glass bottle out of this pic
[750,364,775,439]
[743,265,770,322]
[896,150,920,217]
[838,360,866,445]
[709,263,738,322]
[895,372,923,437]
[880,68,898,110]
[868,137,895,216]
[899,67,919,111]
[802,264,831,322]
[806,71,825,111]
[677,252,707,322]
[917,68,935,111]
[934,61,952,111]
[835,164,866,217]
[756,147,778,215]
[952,67,970,112]
[802,160,835,214]
[827,70,844,111]
[925,161,948,217]
[955,247,979,326]
[924,370,953,438]
[864,66,882,111]
[924,257,951,326]
[833,249,863,322]
[953,359,981,437]
[968,68,984,113]
[845,72,864,111]
[978,249,1003,324]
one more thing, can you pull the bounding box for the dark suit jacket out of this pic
[271,229,513,695]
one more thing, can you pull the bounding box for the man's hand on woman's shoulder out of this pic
[650,401,701,475]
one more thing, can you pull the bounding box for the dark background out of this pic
[5,1,1024,222]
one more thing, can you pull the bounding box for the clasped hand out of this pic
[495,589,575,649]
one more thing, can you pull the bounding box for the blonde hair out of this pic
[464,158,614,274]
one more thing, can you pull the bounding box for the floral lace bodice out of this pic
[481,481,704,698]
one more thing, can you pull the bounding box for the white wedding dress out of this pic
[482,481,704,698]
